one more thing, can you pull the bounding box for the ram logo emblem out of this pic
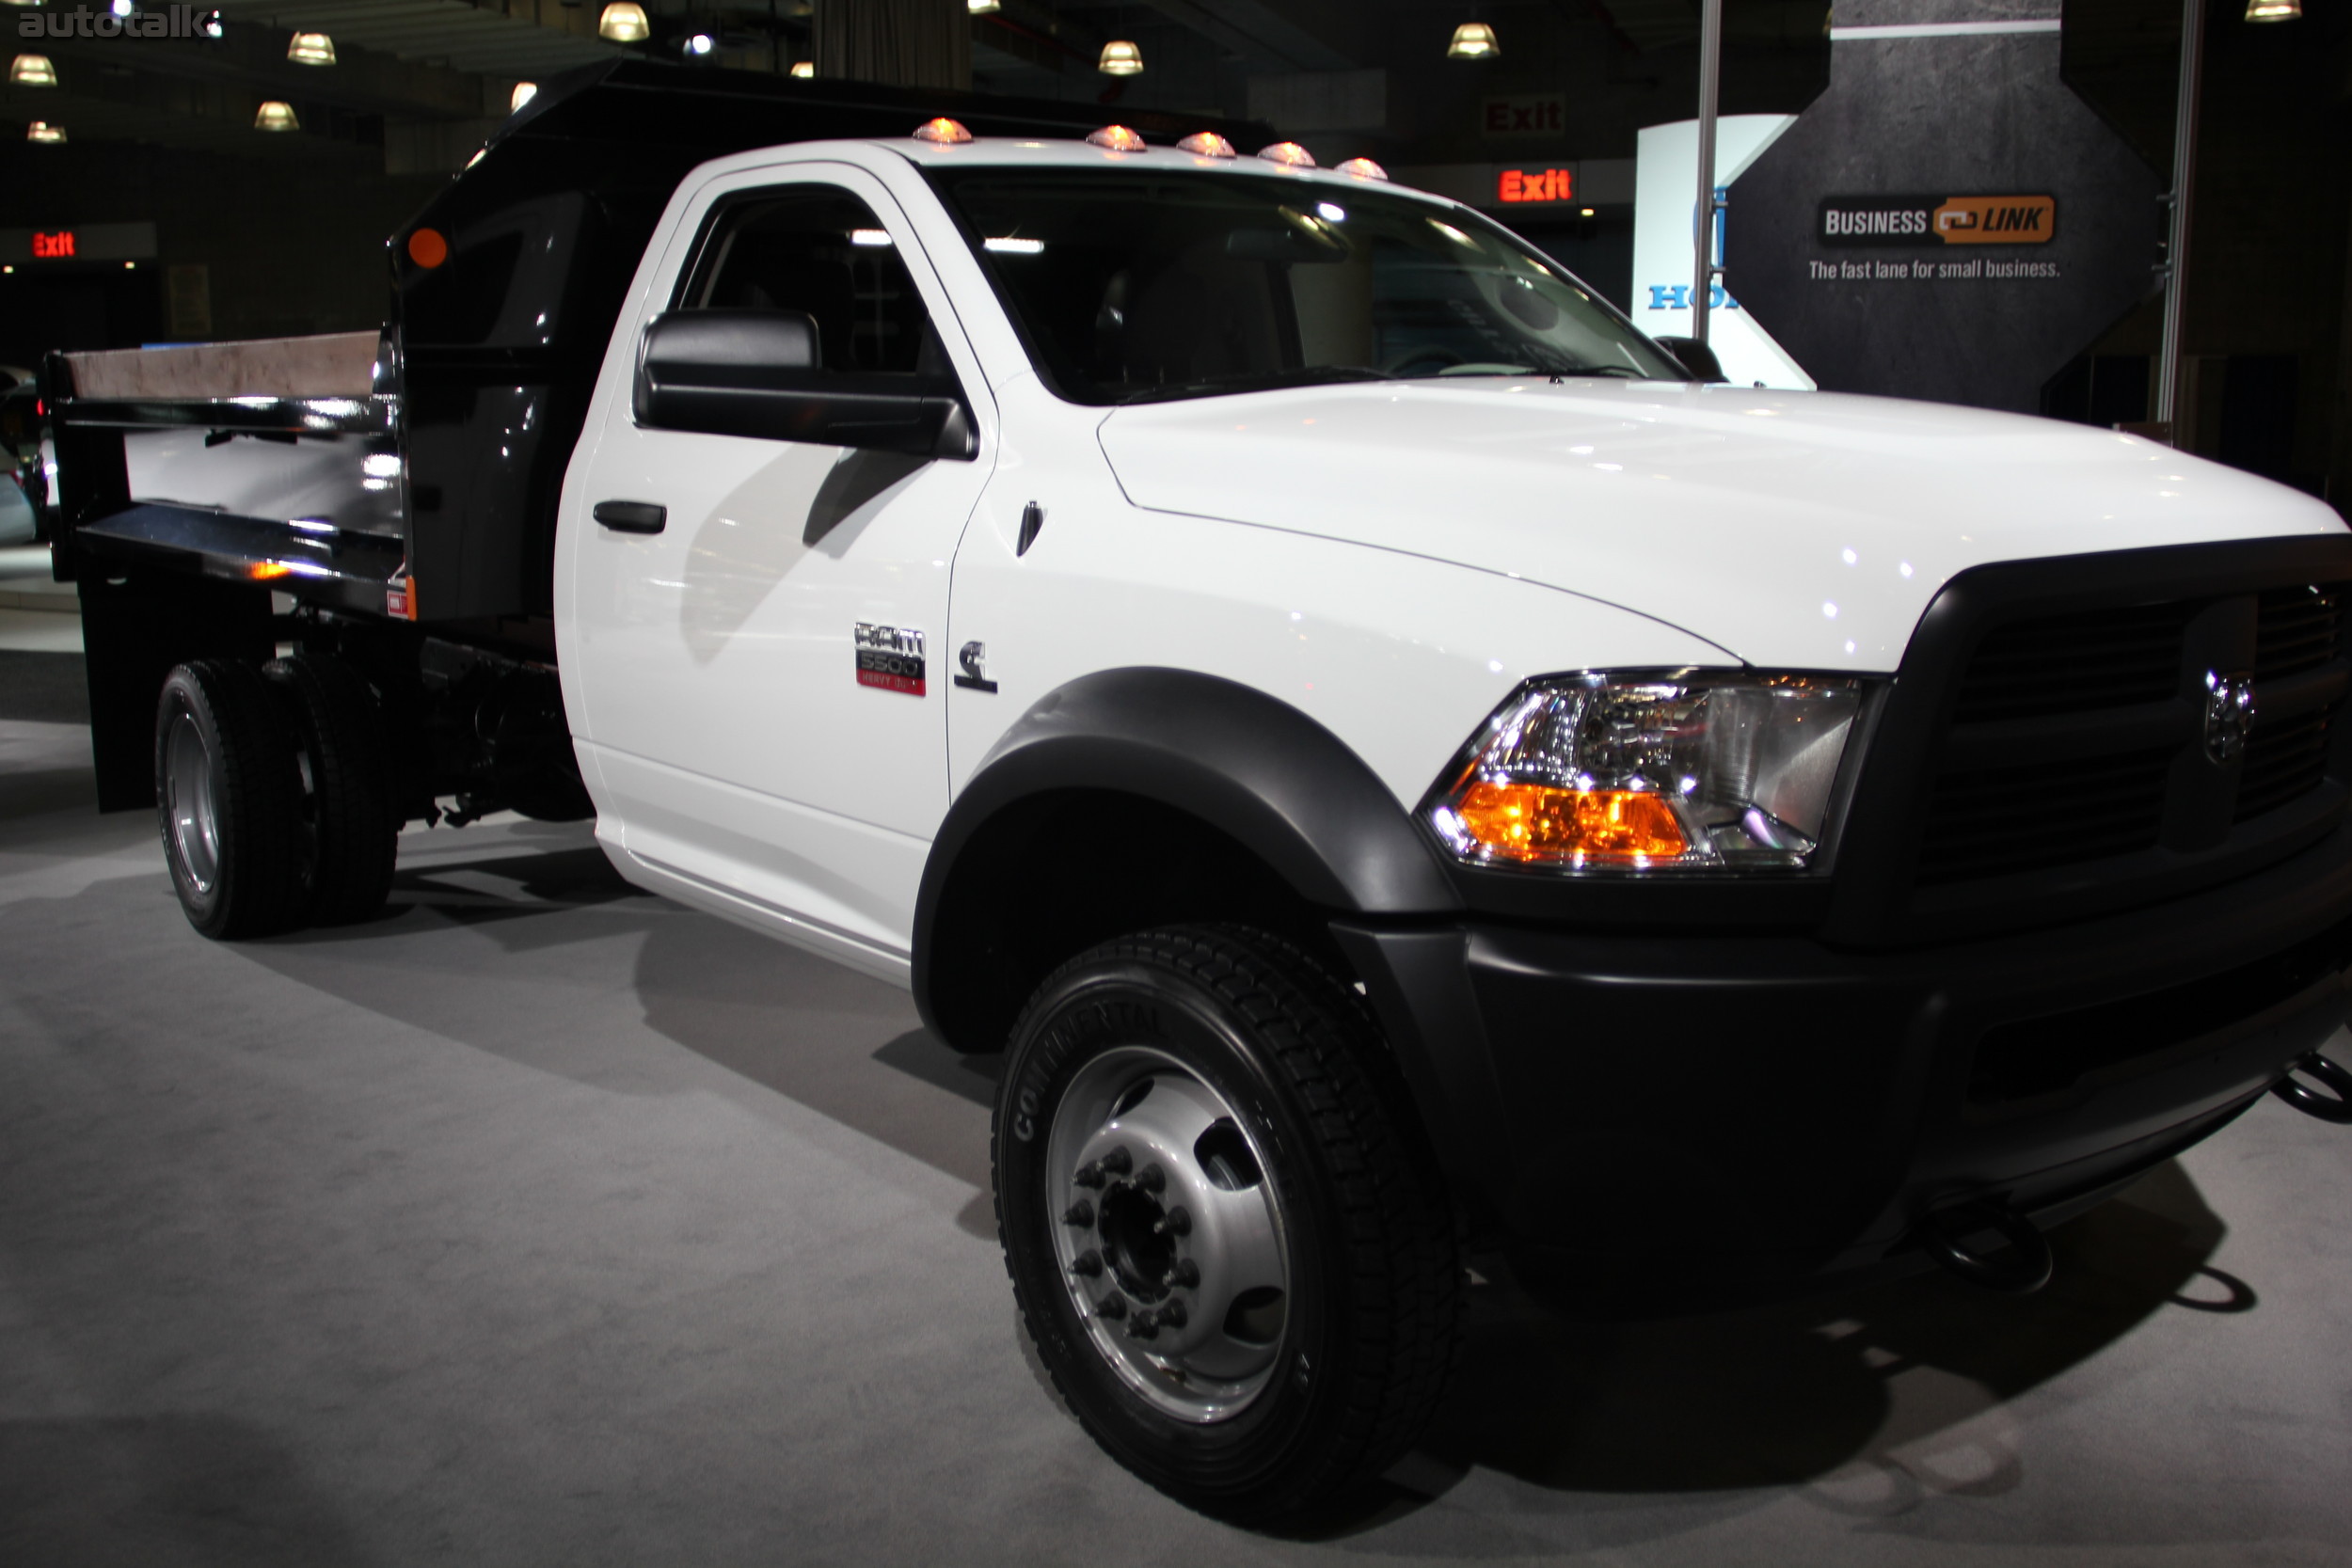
[2203,670,2255,764]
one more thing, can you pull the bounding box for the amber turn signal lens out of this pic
[1452,782,1688,863]
[406,228,448,268]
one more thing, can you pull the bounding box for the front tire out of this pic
[155,660,304,940]
[993,926,1463,1528]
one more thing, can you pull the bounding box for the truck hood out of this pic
[1096,379,2347,671]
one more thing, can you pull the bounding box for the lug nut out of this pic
[1157,1299,1187,1329]
[1100,1147,1133,1177]
[1126,1309,1160,1340]
[1095,1293,1126,1320]
[1153,1205,1192,1238]
[1062,1199,1094,1227]
[1070,1249,1103,1278]
[1073,1163,1106,1190]
[1136,1162,1166,1194]
[1166,1259,1200,1289]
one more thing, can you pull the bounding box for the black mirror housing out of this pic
[635,309,976,459]
[1651,334,1729,385]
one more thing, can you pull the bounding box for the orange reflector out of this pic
[246,561,294,579]
[1336,156,1388,181]
[1086,124,1148,152]
[1452,782,1688,863]
[406,228,448,268]
[913,117,974,145]
[1255,140,1315,167]
[1177,130,1235,158]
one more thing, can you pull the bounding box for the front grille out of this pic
[1969,912,2352,1105]
[1949,602,2191,723]
[1913,576,2350,899]
[2237,709,2331,822]
[1917,749,2169,885]
[2255,586,2342,681]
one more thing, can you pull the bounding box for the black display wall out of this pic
[1728,0,2163,413]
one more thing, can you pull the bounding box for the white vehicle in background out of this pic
[40,61,2352,1528]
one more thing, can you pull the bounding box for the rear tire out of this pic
[264,653,398,925]
[993,925,1464,1528]
[154,659,304,940]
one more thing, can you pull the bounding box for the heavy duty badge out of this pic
[854,623,927,695]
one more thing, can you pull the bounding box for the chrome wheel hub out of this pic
[1046,1046,1290,1423]
[164,711,221,895]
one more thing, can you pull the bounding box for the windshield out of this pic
[928,167,1685,404]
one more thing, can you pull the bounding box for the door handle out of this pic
[594,500,666,534]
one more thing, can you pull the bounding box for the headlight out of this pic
[1425,671,1866,873]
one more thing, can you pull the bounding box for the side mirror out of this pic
[634,309,976,459]
[1650,334,1728,385]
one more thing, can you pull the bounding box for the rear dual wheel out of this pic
[994,926,1464,1528]
[154,654,397,939]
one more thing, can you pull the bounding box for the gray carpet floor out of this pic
[4,704,2350,1566]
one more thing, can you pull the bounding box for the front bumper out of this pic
[1333,818,2352,1304]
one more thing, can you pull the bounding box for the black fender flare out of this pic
[913,667,1462,1037]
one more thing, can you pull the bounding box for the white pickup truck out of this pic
[45,60,2352,1527]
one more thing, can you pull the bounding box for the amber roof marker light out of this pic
[1086,124,1148,152]
[1336,157,1388,181]
[1177,131,1235,158]
[1256,141,1315,167]
[913,117,974,145]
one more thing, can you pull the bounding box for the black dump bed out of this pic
[48,61,1266,629]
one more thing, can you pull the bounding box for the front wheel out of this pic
[993,926,1463,1527]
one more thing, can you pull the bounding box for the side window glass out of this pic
[677,188,943,376]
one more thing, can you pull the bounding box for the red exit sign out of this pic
[1498,168,1572,204]
[31,230,75,259]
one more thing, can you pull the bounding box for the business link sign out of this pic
[1819,194,2058,246]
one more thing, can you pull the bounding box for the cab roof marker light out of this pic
[913,117,974,145]
[1336,156,1388,181]
[1086,124,1148,152]
[1176,131,1235,158]
[1256,141,1315,167]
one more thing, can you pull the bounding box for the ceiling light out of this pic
[790,60,813,77]
[598,2,649,41]
[26,120,64,144]
[2245,0,2299,17]
[968,0,999,11]
[1448,22,1499,58]
[1097,40,1142,75]
[511,81,537,112]
[286,31,335,65]
[109,0,133,15]
[685,32,714,55]
[11,54,56,86]
[255,100,299,131]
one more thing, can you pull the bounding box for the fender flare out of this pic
[912,667,1462,1040]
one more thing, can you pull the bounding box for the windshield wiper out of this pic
[1116,365,1396,405]
[1547,366,1651,381]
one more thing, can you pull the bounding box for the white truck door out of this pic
[566,167,991,982]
